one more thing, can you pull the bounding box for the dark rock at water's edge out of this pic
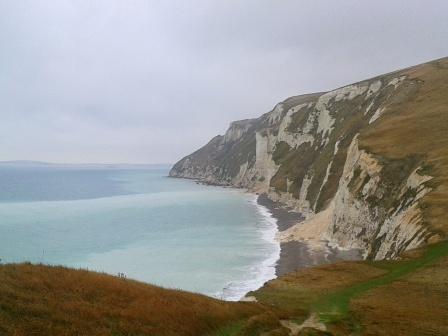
[257,194,361,276]
[257,193,304,231]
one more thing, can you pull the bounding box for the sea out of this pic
[0,163,279,300]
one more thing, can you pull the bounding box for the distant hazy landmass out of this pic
[0,160,171,170]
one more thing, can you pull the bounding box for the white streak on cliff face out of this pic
[268,103,284,125]
[315,160,333,209]
[254,131,279,191]
[334,140,340,155]
[365,100,375,115]
[247,102,316,191]
[386,169,431,252]
[388,76,406,89]
[303,111,316,134]
[369,107,386,124]
[223,120,254,143]
[289,103,307,114]
[277,103,314,148]
[366,80,382,99]
[374,203,424,259]
[315,106,333,146]
[315,84,368,146]
[325,136,431,259]
[326,137,386,256]
[298,174,313,215]
[333,84,368,101]
[269,172,314,216]
[374,169,433,259]
[278,104,304,135]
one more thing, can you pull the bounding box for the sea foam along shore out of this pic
[215,194,280,301]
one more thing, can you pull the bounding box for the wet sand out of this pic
[257,193,361,276]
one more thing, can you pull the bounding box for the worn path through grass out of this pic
[314,241,448,324]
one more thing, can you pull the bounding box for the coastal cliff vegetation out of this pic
[170,57,448,261]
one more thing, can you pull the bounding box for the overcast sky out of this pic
[1,0,447,164]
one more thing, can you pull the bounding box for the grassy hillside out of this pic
[0,263,266,336]
[360,57,448,238]
[251,242,448,335]
[2,245,447,335]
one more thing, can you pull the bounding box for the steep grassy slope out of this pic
[2,247,447,336]
[360,58,448,239]
[0,263,266,336]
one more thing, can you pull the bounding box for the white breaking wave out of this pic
[215,195,280,301]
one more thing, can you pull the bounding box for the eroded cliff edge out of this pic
[170,57,448,260]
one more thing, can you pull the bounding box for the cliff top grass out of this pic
[360,57,448,238]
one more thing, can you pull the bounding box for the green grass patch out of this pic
[211,321,244,336]
[314,241,448,323]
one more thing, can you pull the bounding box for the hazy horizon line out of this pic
[0,160,173,166]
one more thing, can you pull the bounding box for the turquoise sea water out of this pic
[0,165,279,300]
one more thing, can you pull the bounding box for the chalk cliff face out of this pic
[325,136,432,259]
[170,58,448,260]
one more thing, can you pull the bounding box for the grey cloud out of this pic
[1,0,447,163]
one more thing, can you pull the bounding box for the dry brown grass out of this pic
[361,57,448,237]
[254,249,448,335]
[0,263,263,336]
[351,255,448,336]
[251,262,387,319]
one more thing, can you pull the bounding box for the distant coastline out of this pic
[0,160,171,170]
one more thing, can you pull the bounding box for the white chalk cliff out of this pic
[170,60,442,260]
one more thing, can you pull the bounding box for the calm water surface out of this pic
[0,165,279,300]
